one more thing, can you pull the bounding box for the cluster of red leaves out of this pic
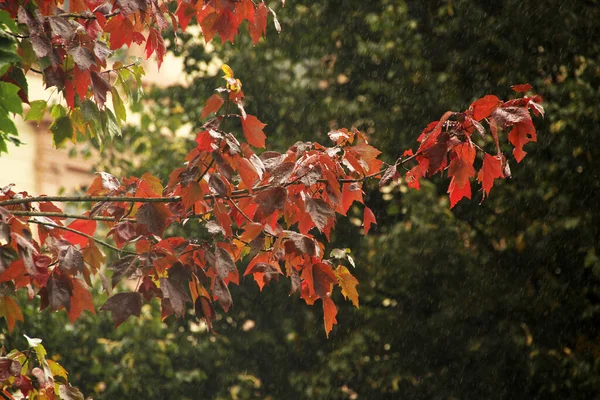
[402,83,543,207]
[2,0,282,111]
[0,67,543,337]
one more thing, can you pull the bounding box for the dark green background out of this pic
[4,1,600,398]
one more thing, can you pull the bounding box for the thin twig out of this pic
[228,198,253,223]
[54,10,120,20]
[197,159,215,182]
[0,195,182,207]
[28,219,136,255]
[1,30,29,39]
[9,210,130,221]
[101,62,137,75]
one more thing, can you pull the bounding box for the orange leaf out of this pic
[337,182,363,216]
[241,115,267,148]
[83,241,105,272]
[181,181,204,210]
[0,295,23,333]
[363,206,376,234]
[138,172,164,197]
[67,278,96,323]
[214,202,233,238]
[244,252,282,291]
[0,260,27,283]
[236,157,260,190]
[322,297,337,337]
[239,222,263,242]
[312,262,337,298]
[335,266,359,308]
[200,94,225,119]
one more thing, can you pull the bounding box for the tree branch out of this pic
[1,30,29,39]
[54,10,120,20]
[0,152,419,208]
[0,195,182,207]
[10,211,130,221]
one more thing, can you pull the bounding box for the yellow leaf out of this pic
[0,296,24,332]
[47,360,69,381]
[222,64,234,79]
[335,266,359,308]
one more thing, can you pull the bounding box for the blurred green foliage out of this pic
[3,0,600,398]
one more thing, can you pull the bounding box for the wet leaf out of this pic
[100,292,143,328]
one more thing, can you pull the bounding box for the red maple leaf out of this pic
[200,94,225,119]
[104,15,134,50]
[241,114,267,148]
[363,206,376,234]
[62,220,97,247]
[145,28,166,69]
[511,83,533,93]
[175,0,196,32]
[470,95,502,121]
[73,66,90,100]
[447,142,476,207]
[67,278,95,323]
[248,2,267,45]
[477,153,504,196]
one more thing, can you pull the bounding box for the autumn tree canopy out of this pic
[0,1,543,398]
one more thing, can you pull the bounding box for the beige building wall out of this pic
[0,50,186,196]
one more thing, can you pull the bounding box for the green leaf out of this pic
[34,343,47,361]
[7,68,27,99]
[81,100,102,139]
[0,10,18,32]
[47,359,68,381]
[51,104,67,119]
[17,39,36,67]
[25,100,47,123]
[51,115,74,147]
[103,108,121,139]
[81,99,100,122]
[0,114,18,136]
[111,87,126,123]
[0,135,7,155]
[0,50,18,76]
[0,82,22,115]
